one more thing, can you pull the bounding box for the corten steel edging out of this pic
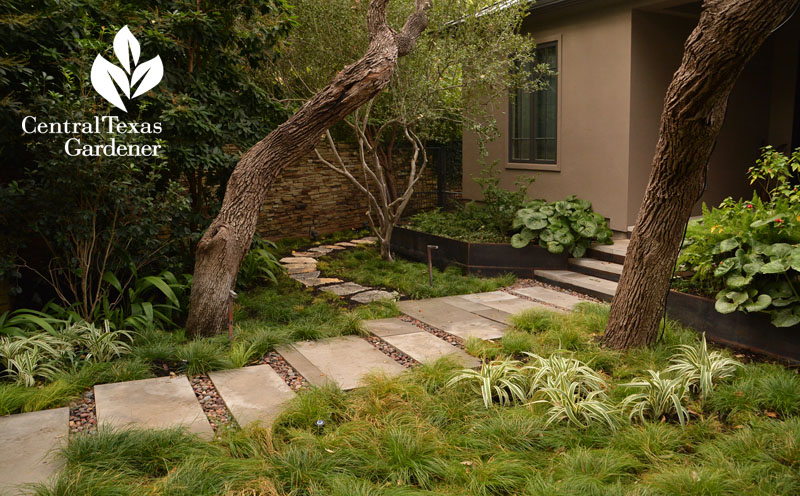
[664,290,800,364]
[391,227,568,276]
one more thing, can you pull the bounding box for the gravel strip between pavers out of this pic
[398,315,466,350]
[365,336,418,368]
[261,351,309,391]
[69,389,97,435]
[190,374,233,431]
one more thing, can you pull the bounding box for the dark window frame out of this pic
[509,41,558,165]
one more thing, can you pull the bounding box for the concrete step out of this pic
[588,238,628,264]
[568,257,623,282]
[533,270,617,302]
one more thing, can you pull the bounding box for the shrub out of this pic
[677,146,800,326]
[510,195,613,257]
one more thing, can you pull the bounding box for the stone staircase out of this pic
[534,238,629,302]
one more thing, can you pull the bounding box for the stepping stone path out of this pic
[0,407,68,495]
[363,318,480,368]
[95,376,214,438]
[277,336,405,390]
[6,234,595,491]
[397,298,507,340]
[208,365,295,427]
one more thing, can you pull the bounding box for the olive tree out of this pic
[268,0,542,259]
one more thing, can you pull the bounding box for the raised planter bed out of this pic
[391,227,568,277]
[666,290,800,364]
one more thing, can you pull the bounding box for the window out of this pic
[510,42,558,164]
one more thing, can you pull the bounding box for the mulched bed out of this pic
[399,315,466,349]
[69,389,97,435]
[261,351,309,391]
[365,335,418,368]
[190,374,233,431]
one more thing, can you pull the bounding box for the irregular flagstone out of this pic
[95,376,213,438]
[280,256,317,264]
[0,407,68,494]
[290,271,321,281]
[277,336,405,390]
[208,365,295,427]
[351,289,396,303]
[322,282,371,296]
[397,299,506,340]
[291,251,322,258]
[512,285,589,310]
[350,239,375,245]
[322,245,345,250]
[286,265,318,275]
[336,242,358,247]
[294,277,343,288]
[308,246,333,254]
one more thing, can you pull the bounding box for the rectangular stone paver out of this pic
[0,407,68,495]
[208,365,295,427]
[459,291,546,315]
[278,336,405,390]
[511,285,586,310]
[95,376,213,438]
[397,299,506,340]
[362,318,421,337]
[436,296,512,324]
[380,331,481,368]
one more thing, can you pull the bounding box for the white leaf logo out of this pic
[91,25,163,112]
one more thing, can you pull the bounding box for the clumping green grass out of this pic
[42,303,800,495]
[317,246,515,299]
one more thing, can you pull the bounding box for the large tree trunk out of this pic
[603,0,800,349]
[186,0,432,337]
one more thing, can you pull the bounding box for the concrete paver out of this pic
[379,330,481,368]
[279,336,405,390]
[94,376,213,438]
[397,299,506,340]
[511,285,587,310]
[0,407,68,495]
[208,365,295,427]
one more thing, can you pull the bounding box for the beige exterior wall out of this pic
[466,0,799,232]
[462,5,634,231]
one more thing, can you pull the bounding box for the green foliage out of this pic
[176,340,233,376]
[316,245,515,299]
[446,359,527,408]
[237,236,285,289]
[677,147,800,326]
[473,162,536,235]
[1,0,293,309]
[510,195,613,257]
[664,335,742,400]
[620,370,691,425]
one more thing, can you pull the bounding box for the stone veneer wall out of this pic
[256,143,437,240]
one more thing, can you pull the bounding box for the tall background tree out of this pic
[267,0,540,260]
[603,0,800,349]
[0,0,292,315]
[186,0,434,337]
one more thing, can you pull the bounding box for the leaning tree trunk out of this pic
[186,0,432,337]
[603,0,800,349]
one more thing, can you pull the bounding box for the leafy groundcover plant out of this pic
[510,195,613,257]
[677,146,800,326]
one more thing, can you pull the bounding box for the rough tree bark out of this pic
[603,0,800,349]
[186,0,432,337]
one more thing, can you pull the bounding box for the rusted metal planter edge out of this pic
[390,227,568,277]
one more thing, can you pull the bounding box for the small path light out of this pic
[314,419,326,433]
[427,245,439,288]
[228,289,238,341]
